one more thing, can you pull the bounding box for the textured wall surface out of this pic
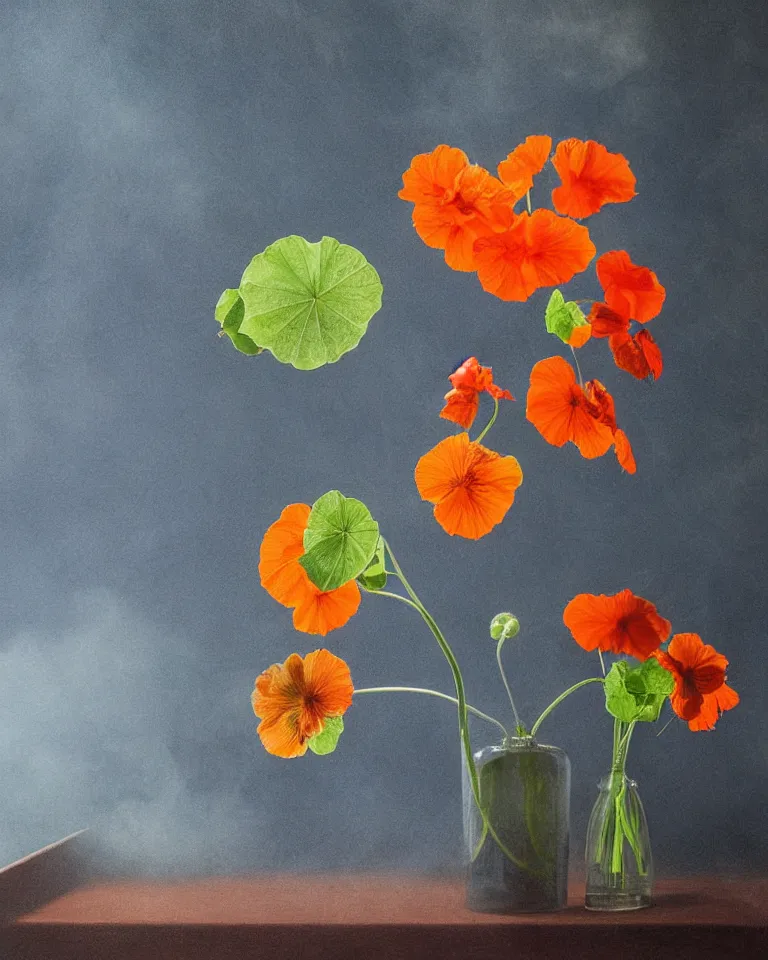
[1,0,766,875]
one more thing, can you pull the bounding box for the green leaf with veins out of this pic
[544,288,589,344]
[357,536,387,590]
[604,658,675,723]
[215,288,264,355]
[238,236,383,370]
[307,716,345,755]
[299,491,380,592]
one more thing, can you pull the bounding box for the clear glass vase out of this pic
[584,771,653,911]
[462,736,570,913]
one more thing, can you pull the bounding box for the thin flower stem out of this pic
[529,677,605,738]
[380,538,527,868]
[474,396,499,445]
[598,650,606,677]
[525,189,532,214]
[570,344,585,388]
[353,687,509,738]
[656,713,675,737]
[495,635,524,732]
[361,587,422,614]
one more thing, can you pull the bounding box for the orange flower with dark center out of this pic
[563,590,671,661]
[251,649,354,758]
[551,139,636,218]
[526,357,635,471]
[440,356,514,429]
[414,432,523,539]
[497,135,552,202]
[653,634,739,731]
[399,145,516,272]
[596,250,666,323]
[473,209,596,301]
[259,504,361,636]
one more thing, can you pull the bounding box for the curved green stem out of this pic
[474,396,499,445]
[530,677,604,738]
[380,539,526,867]
[495,635,524,733]
[354,687,509,738]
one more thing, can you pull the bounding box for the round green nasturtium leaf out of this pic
[215,288,264,356]
[238,236,383,370]
[544,289,589,344]
[299,491,380,592]
[604,659,675,724]
[357,536,387,591]
[307,715,345,756]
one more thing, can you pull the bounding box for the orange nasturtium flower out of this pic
[414,432,523,539]
[587,251,666,381]
[251,648,354,758]
[563,590,671,661]
[440,356,514,429]
[497,135,552,202]
[398,145,516,272]
[259,504,361,636]
[525,356,636,472]
[551,138,637,219]
[653,634,739,732]
[596,250,666,324]
[473,209,596,301]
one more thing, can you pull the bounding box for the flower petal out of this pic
[551,139,636,218]
[440,388,479,429]
[291,580,361,636]
[398,144,469,204]
[563,589,670,660]
[497,135,552,201]
[614,429,637,474]
[474,210,595,302]
[259,504,312,607]
[597,250,666,323]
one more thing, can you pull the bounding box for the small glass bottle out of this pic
[462,736,570,913]
[584,771,653,911]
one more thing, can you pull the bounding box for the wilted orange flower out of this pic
[473,209,596,301]
[259,504,361,636]
[587,252,665,380]
[596,250,665,324]
[414,432,523,539]
[654,634,739,732]
[399,145,516,272]
[440,356,514,429]
[563,590,671,661]
[583,378,637,473]
[551,139,636,218]
[609,329,663,381]
[251,649,354,758]
[526,357,635,471]
[497,135,552,202]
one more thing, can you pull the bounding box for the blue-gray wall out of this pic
[1,0,765,875]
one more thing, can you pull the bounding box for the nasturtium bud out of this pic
[490,612,520,642]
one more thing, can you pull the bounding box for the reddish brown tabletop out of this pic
[2,873,766,959]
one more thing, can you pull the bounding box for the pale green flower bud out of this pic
[490,612,520,642]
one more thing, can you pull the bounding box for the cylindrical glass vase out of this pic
[462,736,570,913]
[584,772,653,911]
